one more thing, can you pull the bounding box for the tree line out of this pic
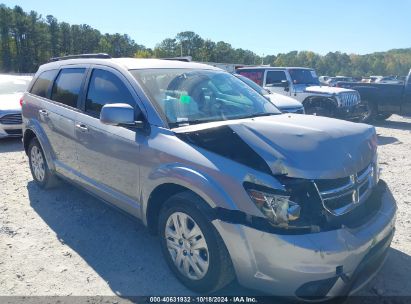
[1,4,410,77]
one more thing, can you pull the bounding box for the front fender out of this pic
[141,163,239,226]
[24,120,56,171]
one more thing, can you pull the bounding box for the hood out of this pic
[266,93,302,109]
[0,93,23,112]
[303,85,355,95]
[174,114,377,180]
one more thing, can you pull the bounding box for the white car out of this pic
[0,75,32,138]
[237,67,363,120]
[235,73,305,114]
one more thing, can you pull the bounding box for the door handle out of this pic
[75,123,88,132]
[38,109,48,116]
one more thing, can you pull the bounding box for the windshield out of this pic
[0,78,31,95]
[288,69,319,85]
[130,69,281,128]
[234,74,270,96]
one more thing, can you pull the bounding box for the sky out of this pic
[2,0,411,56]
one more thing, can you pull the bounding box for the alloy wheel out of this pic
[30,145,45,182]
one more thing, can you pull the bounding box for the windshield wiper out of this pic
[241,112,279,119]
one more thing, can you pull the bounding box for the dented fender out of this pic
[141,163,243,226]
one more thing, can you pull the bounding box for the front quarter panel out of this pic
[139,126,283,226]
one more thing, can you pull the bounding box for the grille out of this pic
[314,163,375,216]
[5,129,22,135]
[339,92,360,107]
[0,113,22,125]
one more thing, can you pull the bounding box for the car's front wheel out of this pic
[358,100,377,123]
[28,138,58,188]
[158,192,235,293]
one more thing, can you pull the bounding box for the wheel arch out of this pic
[145,183,214,235]
[23,124,56,171]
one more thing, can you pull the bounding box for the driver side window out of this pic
[265,71,287,86]
[85,69,136,117]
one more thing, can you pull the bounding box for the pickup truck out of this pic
[337,69,411,122]
[237,67,365,121]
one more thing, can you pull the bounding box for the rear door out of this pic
[75,66,143,210]
[37,66,87,173]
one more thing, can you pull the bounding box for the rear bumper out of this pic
[213,181,397,299]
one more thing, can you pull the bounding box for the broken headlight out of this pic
[246,188,301,227]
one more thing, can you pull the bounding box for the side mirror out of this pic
[281,80,290,87]
[100,103,141,127]
[282,80,290,92]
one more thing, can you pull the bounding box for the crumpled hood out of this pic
[266,93,302,109]
[174,114,377,180]
[304,85,355,95]
[0,93,23,112]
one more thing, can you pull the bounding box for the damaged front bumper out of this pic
[335,103,367,121]
[212,181,397,300]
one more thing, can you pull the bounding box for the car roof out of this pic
[237,66,314,71]
[37,58,222,72]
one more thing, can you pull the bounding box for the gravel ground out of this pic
[0,115,410,299]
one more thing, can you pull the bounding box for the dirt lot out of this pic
[0,115,411,298]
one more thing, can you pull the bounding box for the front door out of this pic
[263,70,291,96]
[75,67,142,210]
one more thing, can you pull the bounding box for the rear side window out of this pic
[85,69,135,116]
[30,70,58,98]
[51,68,86,107]
[266,71,287,86]
[237,70,264,86]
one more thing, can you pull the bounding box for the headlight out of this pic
[247,188,301,227]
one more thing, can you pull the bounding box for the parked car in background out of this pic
[327,76,354,87]
[369,76,383,83]
[337,68,411,122]
[319,75,330,85]
[0,74,32,138]
[22,54,396,299]
[236,67,364,120]
[234,73,305,114]
[374,76,404,84]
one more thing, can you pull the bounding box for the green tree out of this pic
[46,15,59,57]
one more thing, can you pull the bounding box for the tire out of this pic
[28,138,59,189]
[358,100,377,123]
[158,192,235,293]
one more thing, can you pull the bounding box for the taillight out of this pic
[20,97,24,107]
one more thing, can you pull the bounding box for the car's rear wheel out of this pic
[28,138,58,189]
[158,192,235,293]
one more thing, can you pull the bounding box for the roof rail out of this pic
[162,56,192,62]
[49,53,111,62]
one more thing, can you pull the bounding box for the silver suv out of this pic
[22,54,396,299]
